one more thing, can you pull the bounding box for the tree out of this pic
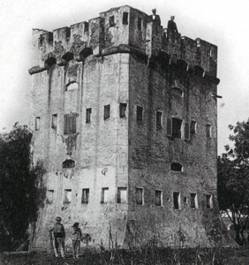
[218,119,249,245]
[0,124,46,251]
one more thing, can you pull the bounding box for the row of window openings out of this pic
[109,12,142,30]
[47,188,213,209]
[35,105,212,138]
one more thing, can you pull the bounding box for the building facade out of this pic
[29,5,220,250]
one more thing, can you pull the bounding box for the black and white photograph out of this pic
[0,0,249,264]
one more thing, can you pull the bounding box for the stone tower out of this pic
[29,6,220,250]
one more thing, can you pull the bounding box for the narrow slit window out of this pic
[51,114,57,130]
[35,117,40,131]
[156,111,162,130]
[190,193,198,209]
[155,190,162,206]
[101,187,109,203]
[86,108,92,124]
[136,106,143,123]
[47,189,54,204]
[123,12,129,25]
[109,15,115,27]
[136,187,144,205]
[206,194,213,209]
[117,187,127,203]
[206,124,212,138]
[64,114,77,134]
[104,105,110,120]
[84,22,89,33]
[173,192,180,209]
[64,189,72,204]
[190,120,197,134]
[137,17,142,30]
[119,103,127,118]
[82,188,89,204]
[172,118,182,138]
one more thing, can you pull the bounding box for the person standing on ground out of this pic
[50,216,66,258]
[72,222,82,260]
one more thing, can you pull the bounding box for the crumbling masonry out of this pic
[29,5,220,250]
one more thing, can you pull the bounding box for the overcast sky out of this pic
[0,0,248,154]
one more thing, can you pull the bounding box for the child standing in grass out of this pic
[72,222,82,260]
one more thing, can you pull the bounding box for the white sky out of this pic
[0,0,248,154]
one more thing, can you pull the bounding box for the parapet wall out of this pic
[30,5,218,78]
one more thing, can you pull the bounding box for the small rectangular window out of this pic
[206,124,212,138]
[119,103,127,118]
[84,22,89,33]
[86,108,92,124]
[81,188,89,204]
[173,192,180,209]
[136,187,144,205]
[190,193,198,209]
[35,117,40,131]
[117,187,127,203]
[123,12,129,25]
[156,111,162,130]
[136,106,143,123]
[104,105,110,120]
[190,120,197,134]
[64,114,77,134]
[47,189,54,204]
[64,189,72,204]
[101,187,109,203]
[155,190,162,206]
[109,15,115,27]
[184,122,190,140]
[172,118,182,138]
[206,194,213,209]
[51,114,57,130]
[137,17,142,30]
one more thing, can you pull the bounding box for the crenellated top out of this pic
[29,5,218,81]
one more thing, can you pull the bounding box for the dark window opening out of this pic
[82,188,89,204]
[104,105,110,120]
[136,187,144,205]
[137,17,142,30]
[155,190,162,206]
[35,117,40,131]
[62,159,75,169]
[171,162,183,172]
[120,103,127,118]
[136,106,143,123]
[190,193,198,209]
[64,113,77,134]
[109,16,115,27]
[173,192,180,209]
[117,187,127,203]
[172,118,182,138]
[206,194,213,209]
[190,120,197,134]
[86,108,92,123]
[51,114,57,130]
[123,12,129,25]
[156,111,162,130]
[206,124,212,138]
[184,122,190,140]
[84,22,89,33]
[171,86,183,97]
[64,189,72,204]
[101,187,109,203]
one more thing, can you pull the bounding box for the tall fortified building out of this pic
[29,6,220,250]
